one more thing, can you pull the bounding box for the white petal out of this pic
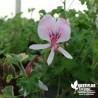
[38,80,48,91]
[38,14,56,41]
[29,44,50,50]
[58,47,73,59]
[19,87,23,92]
[47,49,55,65]
[56,18,71,43]
[24,90,29,97]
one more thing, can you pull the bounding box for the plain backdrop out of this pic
[0,0,87,20]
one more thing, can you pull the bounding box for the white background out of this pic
[0,0,87,20]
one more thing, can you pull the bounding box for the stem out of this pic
[60,0,66,11]
[31,13,32,18]
[60,0,63,3]
[67,0,74,10]
[36,86,39,98]
[91,62,98,69]
[15,62,23,73]
[57,75,61,98]
[20,62,26,75]
[76,42,86,58]
[39,56,47,65]
[64,0,66,11]
[16,94,22,98]
[81,49,88,64]
[91,30,98,68]
[91,79,98,85]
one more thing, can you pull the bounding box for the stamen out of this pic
[48,27,62,51]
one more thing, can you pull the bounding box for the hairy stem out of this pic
[57,75,61,98]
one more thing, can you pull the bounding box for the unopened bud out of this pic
[25,55,40,75]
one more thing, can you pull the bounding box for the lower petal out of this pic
[29,44,50,50]
[24,91,29,97]
[58,47,73,59]
[38,80,48,91]
[47,49,55,65]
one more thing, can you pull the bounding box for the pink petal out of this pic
[47,49,55,65]
[38,14,56,42]
[56,18,71,43]
[29,44,50,50]
[58,47,73,59]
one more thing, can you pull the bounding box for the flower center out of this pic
[49,32,61,51]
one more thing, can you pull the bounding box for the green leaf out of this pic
[93,37,98,60]
[19,53,29,62]
[2,86,16,98]
[5,54,17,65]
[6,74,14,83]
[79,0,86,5]
[73,64,92,81]
[52,58,78,75]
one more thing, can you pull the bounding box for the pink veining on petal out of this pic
[55,18,71,43]
[38,14,56,41]
[47,26,63,51]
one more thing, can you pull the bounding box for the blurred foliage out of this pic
[2,86,16,98]
[0,0,98,98]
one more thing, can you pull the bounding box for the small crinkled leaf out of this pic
[11,54,21,63]
[2,86,16,98]
[6,74,14,83]
[5,54,17,65]
[19,53,29,62]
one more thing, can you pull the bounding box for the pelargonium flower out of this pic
[29,14,73,65]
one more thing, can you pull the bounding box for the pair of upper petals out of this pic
[38,14,71,43]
